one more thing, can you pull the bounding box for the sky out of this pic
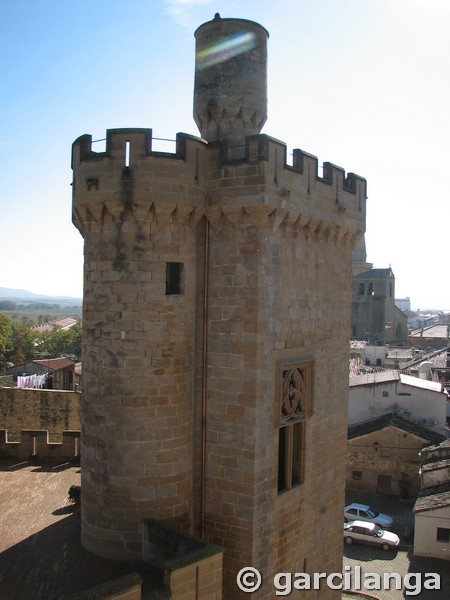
[0,0,449,310]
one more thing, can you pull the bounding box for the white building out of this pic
[414,440,450,561]
[349,371,448,437]
[395,297,411,312]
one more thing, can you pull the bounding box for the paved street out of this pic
[343,543,448,599]
[0,458,159,599]
[343,490,449,599]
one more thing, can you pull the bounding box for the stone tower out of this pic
[352,267,408,344]
[72,14,366,599]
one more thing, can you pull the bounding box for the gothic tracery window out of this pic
[278,363,313,493]
[281,367,307,425]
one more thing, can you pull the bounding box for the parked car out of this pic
[344,503,394,529]
[344,520,400,551]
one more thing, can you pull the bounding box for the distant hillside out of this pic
[0,287,82,303]
[0,287,46,298]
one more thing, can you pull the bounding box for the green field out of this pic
[0,298,82,322]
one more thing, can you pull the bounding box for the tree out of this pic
[0,301,17,311]
[65,322,82,360]
[7,320,36,365]
[36,322,82,361]
[0,313,13,368]
[0,316,82,367]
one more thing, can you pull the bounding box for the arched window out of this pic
[358,283,365,295]
[368,283,375,296]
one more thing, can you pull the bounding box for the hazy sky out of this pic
[1,0,449,310]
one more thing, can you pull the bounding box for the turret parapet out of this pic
[293,150,364,194]
[215,134,367,227]
[72,128,366,240]
[236,135,366,199]
[71,128,208,169]
[72,128,365,196]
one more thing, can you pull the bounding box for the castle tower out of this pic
[72,14,366,599]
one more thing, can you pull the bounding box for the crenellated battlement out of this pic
[292,149,363,195]
[72,128,366,239]
[71,128,208,168]
[0,429,80,460]
[215,134,367,227]
[71,128,366,196]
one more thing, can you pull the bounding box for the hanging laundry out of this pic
[16,373,49,389]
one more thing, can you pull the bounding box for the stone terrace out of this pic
[0,459,162,599]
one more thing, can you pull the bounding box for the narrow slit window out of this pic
[278,421,304,492]
[166,262,183,295]
[125,140,131,167]
[278,426,287,491]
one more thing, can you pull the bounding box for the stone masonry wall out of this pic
[166,552,223,600]
[347,426,425,496]
[189,137,364,599]
[201,213,354,599]
[0,388,80,442]
[73,130,210,560]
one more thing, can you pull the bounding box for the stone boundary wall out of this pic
[0,387,80,441]
[144,520,223,600]
[0,387,81,460]
[63,523,223,599]
[166,552,223,600]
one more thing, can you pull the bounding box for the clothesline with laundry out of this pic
[16,373,52,389]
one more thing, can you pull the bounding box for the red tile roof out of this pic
[33,358,75,371]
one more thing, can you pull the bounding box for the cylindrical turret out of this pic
[71,129,203,560]
[194,14,268,152]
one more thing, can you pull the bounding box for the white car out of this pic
[344,503,393,529]
[344,520,400,551]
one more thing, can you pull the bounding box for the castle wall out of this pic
[0,388,80,442]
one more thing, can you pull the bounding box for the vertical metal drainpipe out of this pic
[201,216,210,539]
